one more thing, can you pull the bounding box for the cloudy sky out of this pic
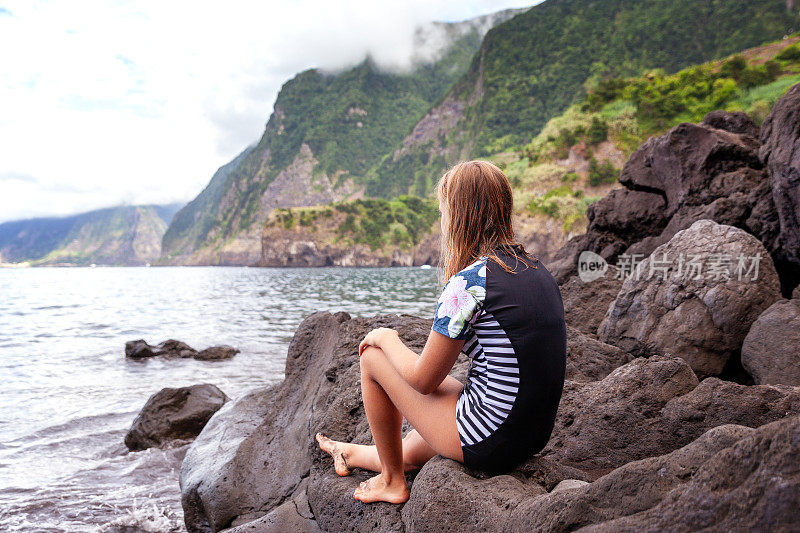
[0,0,537,223]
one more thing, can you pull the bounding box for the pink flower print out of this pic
[438,276,471,318]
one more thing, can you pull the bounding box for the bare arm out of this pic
[359,328,464,395]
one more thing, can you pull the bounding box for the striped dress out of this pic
[432,246,566,472]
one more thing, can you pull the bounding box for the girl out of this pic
[317,160,567,504]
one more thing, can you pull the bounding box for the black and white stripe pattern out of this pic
[456,310,519,446]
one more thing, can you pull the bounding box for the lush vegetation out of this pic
[371,0,800,198]
[462,0,800,154]
[526,36,800,164]
[528,186,601,233]
[161,146,252,257]
[268,196,439,251]
[512,33,800,233]
[179,16,507,253]
[163,1,800,261]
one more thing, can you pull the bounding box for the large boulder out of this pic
[399,455,545,533]
[598,219,781,378]
[223,479,320,533]
[553,85,800,298]
[702,109,760,138]
[179,311,800,533]
[124,384,228,451]
[759,82,800,292]
[543,356,699,473]
[741,299,800,385]
[195,345,240,361]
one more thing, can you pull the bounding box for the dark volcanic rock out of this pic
[548,112,781,291]
[400,455,545,533]
[598,220,781,378]
[660,377,800,442]
[543,355,699,473]
[554,84,800,295]
[560,275,623,337]
[125,339,240,361]
[702,109,760,138]
[180,311,800,533]
[124,384,228,451]
[543,354,800,474]
[759,82,800,293]
[565,326,632,382]
[195,345,240,361]
[584,415,800,532]
[510,424,755,531]
[125,339,197,359]
[180,312,449,533]
[307,466,407,533]
[224,479,321,533]
[741,299,800,386]
[618,122,762,221]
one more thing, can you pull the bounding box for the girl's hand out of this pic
[358,328,398,356]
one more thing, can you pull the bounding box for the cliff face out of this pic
[0,204,181,266]
[256,210,574,269]
[159,10,521,266]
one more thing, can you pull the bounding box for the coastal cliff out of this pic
[175,88,800,532]
[158,0,800,267]
[157,10,521,266]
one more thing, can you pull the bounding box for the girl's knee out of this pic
[359,345,384,371]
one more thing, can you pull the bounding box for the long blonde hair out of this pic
[436,160,536,283]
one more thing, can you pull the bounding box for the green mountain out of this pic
[495,32,800,234]
[0,203,182,266]
[159,9,523,265]
[161,0,800,266]
[161,145,253,261]
[370,0,800,197]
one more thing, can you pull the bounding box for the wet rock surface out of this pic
[195,345,240,361]
[125,339,240,361]
[125,384,228,451]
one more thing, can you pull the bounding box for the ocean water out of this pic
[0,266,440,532]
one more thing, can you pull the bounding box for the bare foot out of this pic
[353,473,410,504]
[315,432,352,476]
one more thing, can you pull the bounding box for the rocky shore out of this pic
[152,86,800,531]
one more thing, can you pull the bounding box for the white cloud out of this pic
[0,0,534,223]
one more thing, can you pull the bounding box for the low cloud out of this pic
[0,0,534,223]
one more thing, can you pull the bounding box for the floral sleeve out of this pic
[432,259,487,340]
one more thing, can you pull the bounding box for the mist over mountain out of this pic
[159,9,523,265]
[0,203,182,266]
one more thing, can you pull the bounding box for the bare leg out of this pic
[355,346,409,503]
[351,346,463,504]
[316,429,438,475]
